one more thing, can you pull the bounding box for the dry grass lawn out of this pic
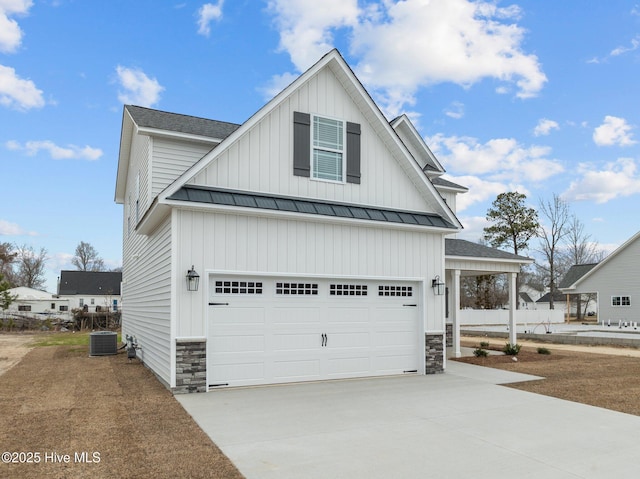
[4,333,640,478]
[0,339,244,479]
[457,339,640,416]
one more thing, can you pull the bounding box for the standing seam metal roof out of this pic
[168,186,456,229]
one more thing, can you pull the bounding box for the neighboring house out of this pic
[536,291,572,313]
[115,49,530,393]
[560,232,640,324]
[558,263,598,319]
[57,271,122,313]
[4,287,70,316]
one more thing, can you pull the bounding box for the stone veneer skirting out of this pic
[174,340,206,394]
[425,333,444,374]
[445,323,453,347]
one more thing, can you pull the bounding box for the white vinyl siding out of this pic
[191,67,433,213]
[175,209,445,335]
[569,236,640,323]
[152,138,212,197]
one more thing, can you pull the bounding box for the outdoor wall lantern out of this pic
[431,275,445,296]
[186,266,200,292]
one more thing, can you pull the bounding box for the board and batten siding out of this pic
[570,237,640,323]
[190,67,431,213]
[174,209,445,338]
[151,138,213,198]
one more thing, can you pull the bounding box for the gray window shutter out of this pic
[346,121,361,184]
[293,112,311,177]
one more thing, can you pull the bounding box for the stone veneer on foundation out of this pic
[425,333,444,374]
[174,340,206,394]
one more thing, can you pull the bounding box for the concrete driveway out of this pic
[177,363,640,479]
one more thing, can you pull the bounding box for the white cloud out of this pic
[442,175,513,212]
[267,0,359,71]
[351,0,547,116]
[0,0,32,53]
[197,1,224,37]
[610,36,640,57]
[593,116,636,146]
[115,65,164,107]
[267,0,546,117]
[444,101,464,119]
[533,118,559,136]
[426,133,564,183]
[0,219,36,236]
[0,64,44,110]
[456,215,492,242]
[563,158,640,203]
[260,71,299,100]
[6,139,103,160]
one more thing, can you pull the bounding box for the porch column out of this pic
[452,269,461,358]
[508,271,517,345]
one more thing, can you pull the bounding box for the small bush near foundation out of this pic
[479,341,490,348]
[502,343,522,355]
[474,348,489,357]
[537,347,551,355]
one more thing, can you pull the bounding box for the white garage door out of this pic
[207,276,422,388]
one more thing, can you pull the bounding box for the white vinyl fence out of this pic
[459,309,565,326]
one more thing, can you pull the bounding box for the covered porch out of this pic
[445,239,534,357]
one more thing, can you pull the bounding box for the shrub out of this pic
[502,342,521,355]
[537,347,551,355]
[479,341,490,349]
[473,348,489,357]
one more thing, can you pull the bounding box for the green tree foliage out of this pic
[483,192,540,255]
[0,272,16,310]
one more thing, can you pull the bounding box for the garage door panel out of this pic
[272,332,322,351]
[208,277,421,388]
[211,334,265,353]
[272,359,320,380]
[214,307,266,325]
[272,307,321,325]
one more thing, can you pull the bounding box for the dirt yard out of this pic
[0,336,244,479]
[3,333,640,478]
[458,338,640,416]
[0,333,36,376]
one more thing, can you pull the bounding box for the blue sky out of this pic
[1,0,639,292]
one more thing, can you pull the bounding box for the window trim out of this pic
[611,295,631,307]
[310,113,347,184]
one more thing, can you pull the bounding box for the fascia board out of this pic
[391,114,446,173]
[115,109,134,204]
[163,198,457,234]
[445,254,534,265]
[136,126,223,145]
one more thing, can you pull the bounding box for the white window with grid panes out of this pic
[312,115,345,182]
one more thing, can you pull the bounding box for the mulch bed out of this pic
[455,342,640,416]
[0,346,244,479]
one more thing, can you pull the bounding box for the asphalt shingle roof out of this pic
[445,239,531,261]
[126,105,240,140]
[431,177,468,191]
[58,271,122,296]
[168,186,456,229]
[558,263,599,289]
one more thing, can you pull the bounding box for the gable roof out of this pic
[125,105,241,140]
[445,238,532,262]
[146,49,461,234]
[537,291,566,303]
[58,271,122,296]
[390,114,445,174]
[558,263,598,289]
[560,230,640,291]
[168,185,456,229]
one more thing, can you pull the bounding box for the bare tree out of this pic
[537,194,571,310]
[14,245,48,290]
[0,242,17,286]
[561,215,606,319]
[72,241,105,271]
